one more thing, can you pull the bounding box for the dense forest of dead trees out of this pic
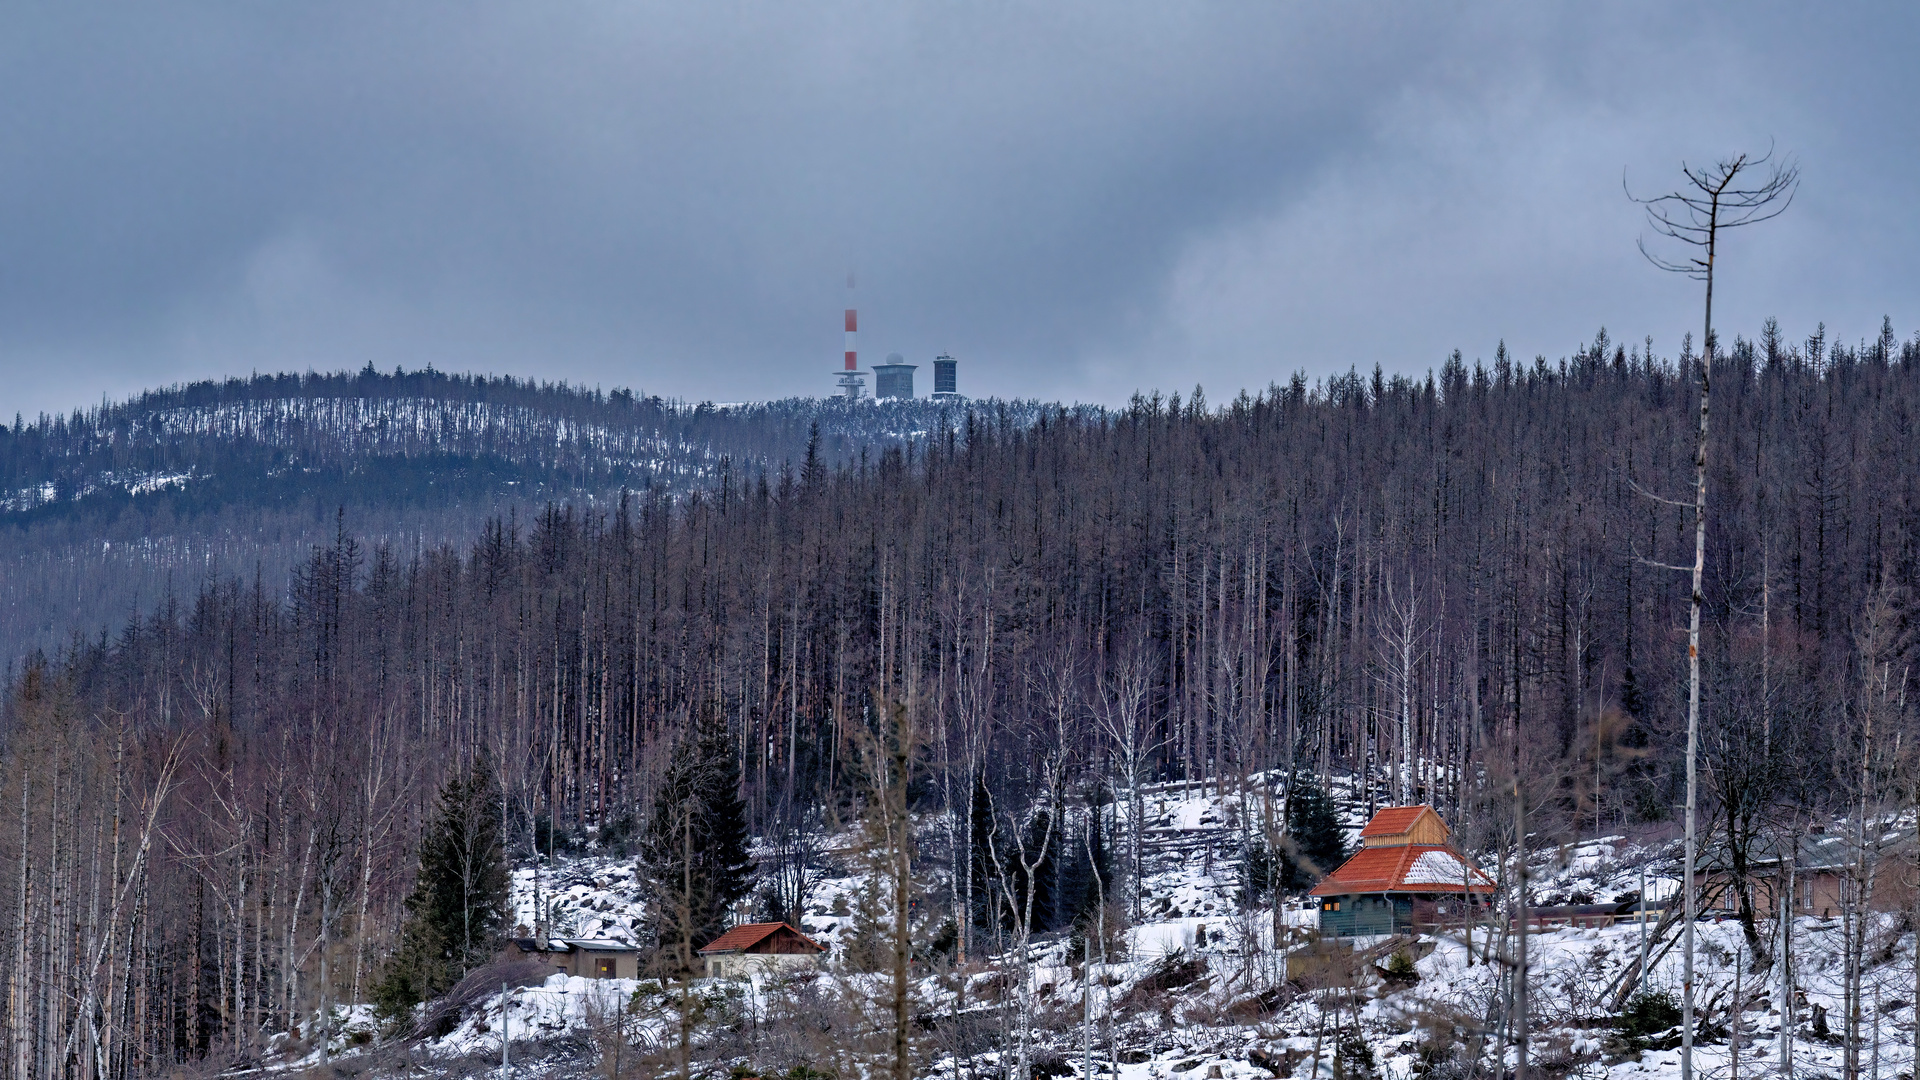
[5,321,1920,1078]
[0,366,1040,669]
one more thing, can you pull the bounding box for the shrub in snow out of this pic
[1382,950,1419,985]
[1617,989,1683,1050]
[1119,948,1207,1012]
[1334,1030,1379,1080]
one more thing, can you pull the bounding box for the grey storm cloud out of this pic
[1,3,1916,417]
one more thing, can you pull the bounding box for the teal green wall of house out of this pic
[1317,895,1412,937]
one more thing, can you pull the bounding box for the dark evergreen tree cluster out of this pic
[1241,777,1345,901]
[967,795,1117,941]
[637,713,753,961]
[1282,777,1347,892]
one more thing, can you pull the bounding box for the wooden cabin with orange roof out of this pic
[1309,804,1495,936]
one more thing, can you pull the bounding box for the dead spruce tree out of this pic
[1628,144,1798,1080]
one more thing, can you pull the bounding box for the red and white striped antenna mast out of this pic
[835,272,866,399]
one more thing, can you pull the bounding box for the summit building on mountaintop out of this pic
[1310,805,1494,936]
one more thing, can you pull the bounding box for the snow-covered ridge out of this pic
[1,391,1050,518]
[144,398,703,462]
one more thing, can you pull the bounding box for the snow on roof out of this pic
[1310,844,1495,896]
[1403,849,1493,888]
[563,938,639,950]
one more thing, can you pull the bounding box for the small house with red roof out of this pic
[697,922,827,978]
[1309,804,1495,936]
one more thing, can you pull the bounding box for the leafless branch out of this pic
[1626,143,1799,282]
[1624,472,1695,509]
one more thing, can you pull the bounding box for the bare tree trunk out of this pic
[989,782,1058,1080]
[1778,827,1795,1079]
[13,779,32,1080]
[1083,810,1104,1080]
[1629,146,1798,1080]
[1732,942,1743,1080]
[1846,645,1889,1080]
[880,696,916,1080]
[1384,579,1420,807]
[1681,331,1708,1080]
[678,806,692,1080]
[1514,769,1529,1080]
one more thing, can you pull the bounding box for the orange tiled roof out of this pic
[697,922,826,955]
[1359,805,1434,839]
[1308,844,1495,896]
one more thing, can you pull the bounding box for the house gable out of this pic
[1310,844,1493,896]
[747,924,827,955]
[699,921,826,957]
[698,921,827,980]
[1359,805,1450,848]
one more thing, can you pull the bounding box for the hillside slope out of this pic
[0,366,1042,666]
[292,783,1903,1080]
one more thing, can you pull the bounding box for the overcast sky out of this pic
[2,3,1915,418]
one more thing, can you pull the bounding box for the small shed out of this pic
[697,922,827,979]
[1310,805,1495,937]
[507,937,643,979]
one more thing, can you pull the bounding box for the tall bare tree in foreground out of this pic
[1629,145,1797,1080]
[853,692,921,1080]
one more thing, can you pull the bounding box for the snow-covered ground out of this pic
[510,860,646,943]
[281,781,1920,1079]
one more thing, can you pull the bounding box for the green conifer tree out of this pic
[639,712,753,963]
[373,757,510,1019]
[1279,775,1347,893]
[842,861,893,973]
